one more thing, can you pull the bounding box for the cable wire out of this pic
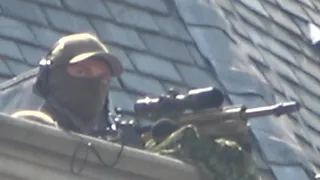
[70,130,125,175]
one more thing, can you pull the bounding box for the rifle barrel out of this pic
[179,101,300,126]
[244,101,300,119]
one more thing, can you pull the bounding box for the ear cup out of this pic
[33,58,51,98]
[33,44,60,98]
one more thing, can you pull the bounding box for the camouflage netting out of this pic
[145,123,258,180]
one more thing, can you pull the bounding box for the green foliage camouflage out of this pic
[145,124,258,180]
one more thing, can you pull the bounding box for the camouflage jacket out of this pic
[146,125,258,180]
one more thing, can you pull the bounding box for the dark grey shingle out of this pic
[92,19,146,50]
[152,16,193,42]
[0,76,9,83]
[0,0,48,25]
[292,18,310,40]
[24,0,62,7]
[261,36,298,66]
[108,46,135,70]
[314,1,320,11]
[175,0,226,28]
[214,0,234,11]
[297,40,320,63]
[106,1,159,31]
[300,107,320,133]
[187,45,208,68]
[262,2,301,35]
[271,165,311,180]
[252,128,307,164]
[297,0,314,8]
[29,26,65,48]
[110,78,121,89]
[19,45,46,65]
[0,16,38,44]
[140,33,194,63]
[305,8,320,27]
[256,170,276,180]
[268,24,300,51]
[109,90,135,112]
[228,15,250,39]
[295,134,320,165]
[128,52,183,82]
[5,59,33,76]
[251,146,269,170]
[43,8,95,33]
[62,0,111,18]
[176,64,220,88]
[0,58,12,76]
[0,38,23,60]
[243,25,267,47]
[293,122,320,151]
[259,66,284,93]
[240,0,268,17]
[276,77,301,101]
[260,50,299,82]
[187,27,233,65]
[214,65,267,95]
[122,0,168,14]
[297,88,320,116]
[294,69,320,98]
[260,65,300,100]
[276,0,310,21]
[120,71,165,95]
[239,39,265,64]
[234,2,267,29]
[264,0,277,4]
[299,56,320,85]
[274,91,287,102]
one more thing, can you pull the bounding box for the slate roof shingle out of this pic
[0,0,319,179]
[213,0,320,177]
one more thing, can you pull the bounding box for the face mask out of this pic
[47,66,108,123]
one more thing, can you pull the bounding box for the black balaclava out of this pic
[46,65,109,125]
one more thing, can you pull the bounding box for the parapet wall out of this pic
[0,113,200,180]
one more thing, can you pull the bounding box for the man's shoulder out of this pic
[11,110,57,127]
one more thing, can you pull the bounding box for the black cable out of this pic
[70,137,89,175]
[70,130,125,175]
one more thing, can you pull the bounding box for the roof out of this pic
[0,0,319,179]
[213,0,320,177]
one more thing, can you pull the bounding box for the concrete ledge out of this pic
[0,114,200,180]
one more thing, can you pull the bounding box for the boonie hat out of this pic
[48,33,123,76]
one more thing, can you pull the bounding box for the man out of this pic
[13,33,123,136]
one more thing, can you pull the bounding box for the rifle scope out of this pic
[134,87,224,119]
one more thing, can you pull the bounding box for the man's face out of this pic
[66,58,112,86]
[47,57,113,122]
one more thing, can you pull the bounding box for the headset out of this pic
[33,49,54,98]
